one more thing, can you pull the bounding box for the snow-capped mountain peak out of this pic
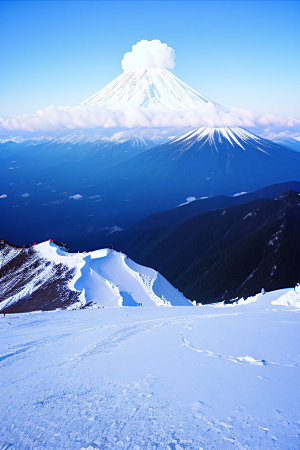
[82,68,224,111]
[171,126,272,151]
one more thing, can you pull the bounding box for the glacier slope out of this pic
[0,288,299,449]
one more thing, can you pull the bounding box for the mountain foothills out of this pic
[1,126,300,251]
[106,181,300,232]
[270,136,300,153]
[0,240,191,314]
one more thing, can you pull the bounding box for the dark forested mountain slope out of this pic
[104,181,300,249]
[116,190,300,304]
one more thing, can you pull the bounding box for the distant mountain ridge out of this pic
[110,189,300,304]
[102,181,300,243]
[268,136,300,153]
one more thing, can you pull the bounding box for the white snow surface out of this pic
[32,241,191,308]
[82,68,223,112]
[272,284,300,308]
[1,288,299,449]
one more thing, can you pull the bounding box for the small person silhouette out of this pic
[109,244,113,250]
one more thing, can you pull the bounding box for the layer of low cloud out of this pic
[260,129,300,140]
[1,103,299,135]
[122,39,176,72]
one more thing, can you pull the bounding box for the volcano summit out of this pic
[82,67,224,112]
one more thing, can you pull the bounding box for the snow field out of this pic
[0,289,299,449]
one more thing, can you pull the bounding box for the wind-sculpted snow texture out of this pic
[0,240,191,313]
[82,68,221,111]
[1,289,299,449]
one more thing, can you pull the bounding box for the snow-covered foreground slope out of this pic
[0,241,191,312]
[1,288,299,449]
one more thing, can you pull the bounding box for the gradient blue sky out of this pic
[1,1,300,120]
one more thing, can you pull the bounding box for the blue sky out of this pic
[1,0,300,120]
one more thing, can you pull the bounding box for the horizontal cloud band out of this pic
[0,103,299,132]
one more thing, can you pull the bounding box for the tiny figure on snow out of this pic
[109,244,113,250]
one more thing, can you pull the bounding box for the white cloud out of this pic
[21,193,30,197]
[69,194,83,200]
[0,194,7,198]
[260,129,300,141]
[121,39,176,72]
[1,103,300,136]
[106,226,123,235]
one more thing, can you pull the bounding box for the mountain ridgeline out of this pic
[108,189,300,304]
[0,241,191,313]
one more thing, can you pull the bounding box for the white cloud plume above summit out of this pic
[121,39,176,72]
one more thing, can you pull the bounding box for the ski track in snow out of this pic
[1,293,300,449]
[1,313,231,368]
[181,336,300,368]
